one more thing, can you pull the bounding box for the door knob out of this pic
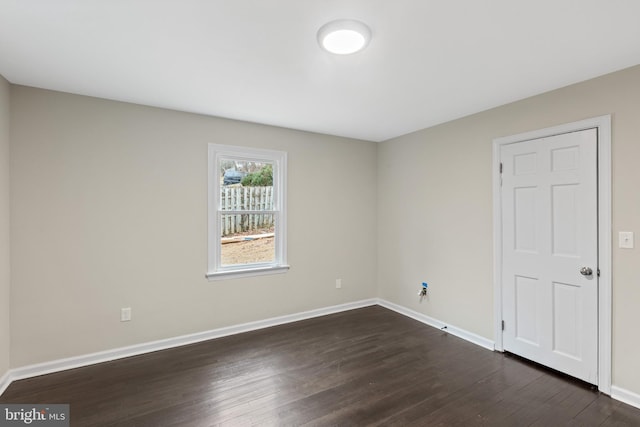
[580,267,593,276]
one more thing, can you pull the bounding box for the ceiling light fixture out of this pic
[317,19,371,55]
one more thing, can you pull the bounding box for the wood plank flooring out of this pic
[2,306,640,426]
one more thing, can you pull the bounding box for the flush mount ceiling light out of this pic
[317,19,371,55]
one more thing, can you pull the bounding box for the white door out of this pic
[501,128,598,384]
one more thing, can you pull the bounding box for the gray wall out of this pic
[0,75,10,380]
[377,64,640,395]
[9,86,378,366]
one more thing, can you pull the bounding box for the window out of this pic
[207,144,288,280]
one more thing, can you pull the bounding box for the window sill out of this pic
[206,265,290,281]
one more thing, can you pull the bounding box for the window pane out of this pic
[208,144,287,278]
[219,159,274,211]
[220,213,275,266]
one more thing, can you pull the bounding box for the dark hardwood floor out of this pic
[2,306,640,426]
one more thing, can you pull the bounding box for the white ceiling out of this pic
[1,1,639,142]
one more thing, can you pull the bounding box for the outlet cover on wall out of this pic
[619,231,634,249]
[121,307,132,322]
[335,278,342,289]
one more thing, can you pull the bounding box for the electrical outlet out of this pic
[336,278,342,289]
[418,282,428,297]
[121,307,132,322]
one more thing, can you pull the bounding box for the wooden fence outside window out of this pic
[220,186,274,236]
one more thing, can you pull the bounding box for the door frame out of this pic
[492,115,612,394]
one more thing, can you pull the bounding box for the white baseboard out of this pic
[377,299,496,351]
[611,386,640,410]
[6,297,639,412]
[3,298,378,390]
[374,301,640,410]
[0,370,10,396]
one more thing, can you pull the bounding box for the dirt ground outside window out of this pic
[220,235,275,265]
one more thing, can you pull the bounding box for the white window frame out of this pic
[206,144,288,280]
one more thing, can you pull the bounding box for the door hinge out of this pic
[501,320,505,331]
[499,162,503,174]
[597,268,601,277]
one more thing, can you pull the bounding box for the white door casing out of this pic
[493,115,612,394]
[501,129,598,384]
